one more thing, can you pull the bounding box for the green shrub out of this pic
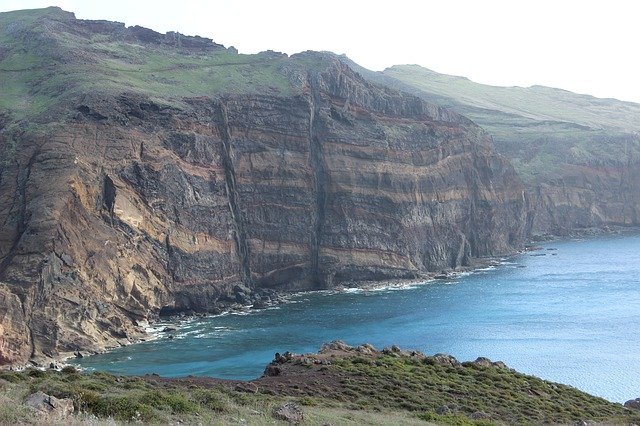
[416,412,492,425]
[85,395,156,422]
[191,389,229,412]
[137,389,199,414]
[26,369,45,378]
[61,366,77,374]
[0,372,25,383]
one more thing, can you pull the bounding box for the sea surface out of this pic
[73,234,640,402]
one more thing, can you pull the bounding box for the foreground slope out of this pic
[350,62,640,235]
[0,8,528,365]
[1,343,638,425]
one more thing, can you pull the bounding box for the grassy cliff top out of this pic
[0,7,310,121]
[383,65,640,133]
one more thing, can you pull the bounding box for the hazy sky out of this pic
[2,0,639,103]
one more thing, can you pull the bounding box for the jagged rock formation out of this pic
[346,62,640,236]
[0,8,528,365]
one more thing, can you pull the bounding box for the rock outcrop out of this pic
[273,402,304,424]
[625,398,640,411]
[25,391,75,419]
[0,8,528,365]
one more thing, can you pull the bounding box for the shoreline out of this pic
[9,226,640,373]
[59,253,514,371]
[3,244,549,372]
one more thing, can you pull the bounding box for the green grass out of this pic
[1,351,638,425]
[0,369,433,425]
[326,355,638,424]
[383,65,640,133]
[0,7,305,122]
[0,369,233,423]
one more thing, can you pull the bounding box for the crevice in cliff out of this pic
[307,74,329,288]
[465,150,481,258]
[216,101,252,286]
[0,150,37,280]
[102,175,116,215]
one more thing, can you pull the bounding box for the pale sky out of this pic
[1,0,639,103]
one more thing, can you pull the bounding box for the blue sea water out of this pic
[72,234,640,402]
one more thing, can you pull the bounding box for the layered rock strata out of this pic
[0,10,528,365]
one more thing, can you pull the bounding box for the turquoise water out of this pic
[73,234,640,402]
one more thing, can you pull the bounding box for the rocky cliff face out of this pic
[348,63,640,237]
[0,9,528,365]
[529,151,640,235]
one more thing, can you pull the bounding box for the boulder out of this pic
[356,344,376,355]
[470,411,490,420]
[430,353,461,367]
[25,391,74,419]
[436,405,452,414]
[319,340,353,353]
[473,357,494,367]
[234,382,259,394]
[493,361,509,369]
[624,398,640,410]
[235,292,248,304]
[264,365,282,377]
[251,300,268,309]
[273,402,304,424]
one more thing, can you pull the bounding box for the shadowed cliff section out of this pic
[307,72,330,288]
[216,102,252,286]
[0,8,528,365]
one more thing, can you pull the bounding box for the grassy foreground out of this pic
[0,343,638,425]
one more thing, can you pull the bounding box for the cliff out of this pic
[0,9,528,365]
[347,62,640,236]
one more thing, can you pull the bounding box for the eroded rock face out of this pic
[0,284,31,364]
[530,158,640,236]
[0,51,528,365]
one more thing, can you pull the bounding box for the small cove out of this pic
[73,234,640,402]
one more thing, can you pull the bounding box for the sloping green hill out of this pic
[384,65,640,132]
[378,64,640,183]
[0,7,306,123]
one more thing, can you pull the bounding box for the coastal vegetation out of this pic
[1,343,638,425]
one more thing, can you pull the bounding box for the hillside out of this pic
[346,61,640,235]
[1,342,639,425]
[382,65,640,177]
[0,8,528,366]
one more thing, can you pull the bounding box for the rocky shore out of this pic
[45,255,508,367]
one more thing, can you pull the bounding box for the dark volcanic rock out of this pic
[625,398,640,410]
